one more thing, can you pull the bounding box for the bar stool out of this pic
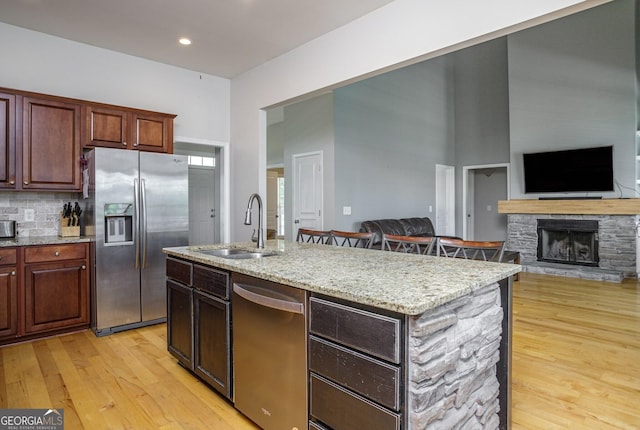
[296,228,332,244]
[381,233,435,255]
[330,230,374,248]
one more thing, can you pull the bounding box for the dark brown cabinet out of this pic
[23,243,89,335]
[0,248,18,340]
[0,92,17,189]
[21,96,82,191]
[194,289,231,397]
[85,105,175,153]
[166,258,232,399]
[167,278,193,367]
[309,296,404,430]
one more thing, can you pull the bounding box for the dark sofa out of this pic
[359,217,435,248]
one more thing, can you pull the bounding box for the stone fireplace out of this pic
[498,199,640,282]
[537,219,599,266]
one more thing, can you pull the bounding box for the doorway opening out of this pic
[174,139,229,245]
[267,167,285,238]
[462,163,510,241]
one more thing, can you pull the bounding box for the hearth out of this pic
[537,219,599,267]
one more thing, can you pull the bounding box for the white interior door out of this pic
[189,166,216,245]
[435,164,455,236]
[292,151,323,238]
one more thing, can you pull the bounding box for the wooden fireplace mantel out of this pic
[498,199,640,215]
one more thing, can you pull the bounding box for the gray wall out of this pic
[282,93,335,239]
[333,57,455,231]
[509,0,637,198]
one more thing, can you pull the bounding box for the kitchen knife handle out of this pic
[134,179,140,270]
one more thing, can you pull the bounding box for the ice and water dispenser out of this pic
[104,203,133,244]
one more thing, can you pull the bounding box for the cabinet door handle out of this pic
[81,265,86,270]
[23,181,29,185]
[0,256,3,260]
[9,180,14,185]
[55,251,60,256]
[123,142,127,146]
[10,271,15,276]
[133,142,139,147]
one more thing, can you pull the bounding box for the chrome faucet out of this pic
[244,193,264,249]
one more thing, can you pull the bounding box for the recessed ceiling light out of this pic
[179,38,192,46]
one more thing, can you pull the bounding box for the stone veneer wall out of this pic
[0,192,78,237]
[506,214,638,278]
[408,282,502,430]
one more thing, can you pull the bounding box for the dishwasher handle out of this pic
[233,283,304,315]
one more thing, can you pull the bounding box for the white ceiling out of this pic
[0,0,395,79]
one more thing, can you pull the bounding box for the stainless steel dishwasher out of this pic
[232,273,307,430]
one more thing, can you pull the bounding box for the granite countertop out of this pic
[163,240,520,315]
[0,235,94,247]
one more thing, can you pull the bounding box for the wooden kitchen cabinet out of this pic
[0,248,18,340]
[23,243,89,335]
[85,104,175,153]
[0,92,17,189]
[166,257,232,400]
[21,95,82,191]
[309,296,404,430]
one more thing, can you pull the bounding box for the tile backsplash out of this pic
[0,192,81,237]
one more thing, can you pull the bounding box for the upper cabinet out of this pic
[0,92,17,189]
[85,105,175,153]
[22,96,82,191]
[0,87,176,192]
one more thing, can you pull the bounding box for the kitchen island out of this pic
[163,240,520,430]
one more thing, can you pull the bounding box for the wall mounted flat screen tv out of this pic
[523,145,614,193]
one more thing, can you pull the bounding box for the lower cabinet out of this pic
[309,296,404,430]
[167,278,193,368]
[166,257,232,400]
[194,289,231,398]
[0,254,18,339]
[23,244,90,335]
[0,243,90,345]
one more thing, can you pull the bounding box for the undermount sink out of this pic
[196,248,277,259]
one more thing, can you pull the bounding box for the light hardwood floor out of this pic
[0,272,638,429]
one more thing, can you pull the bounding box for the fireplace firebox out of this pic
[537,219,599,266]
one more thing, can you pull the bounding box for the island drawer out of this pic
[309,297,401,364]
[24,243,87,263]
[310,374,401,430]
[193,264,229,299]
[166,257,192,286]
[0,248,17,266]
[309,335,401,410]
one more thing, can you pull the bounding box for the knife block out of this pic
[59,212,80,237]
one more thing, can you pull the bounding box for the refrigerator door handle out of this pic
[134,178,140,269]
[141,178,148,269]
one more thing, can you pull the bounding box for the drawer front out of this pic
[166,257,192,286]
[193,265,229,299]
[309,421,328,430]
[310,336,401,410]
[24,243,87,263]
[310,297,401,363]
[310,374,401,430]
[0,248,17,266]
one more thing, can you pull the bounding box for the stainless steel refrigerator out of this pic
[83,147,188,336]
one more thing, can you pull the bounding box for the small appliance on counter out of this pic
[0,220,16,239]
